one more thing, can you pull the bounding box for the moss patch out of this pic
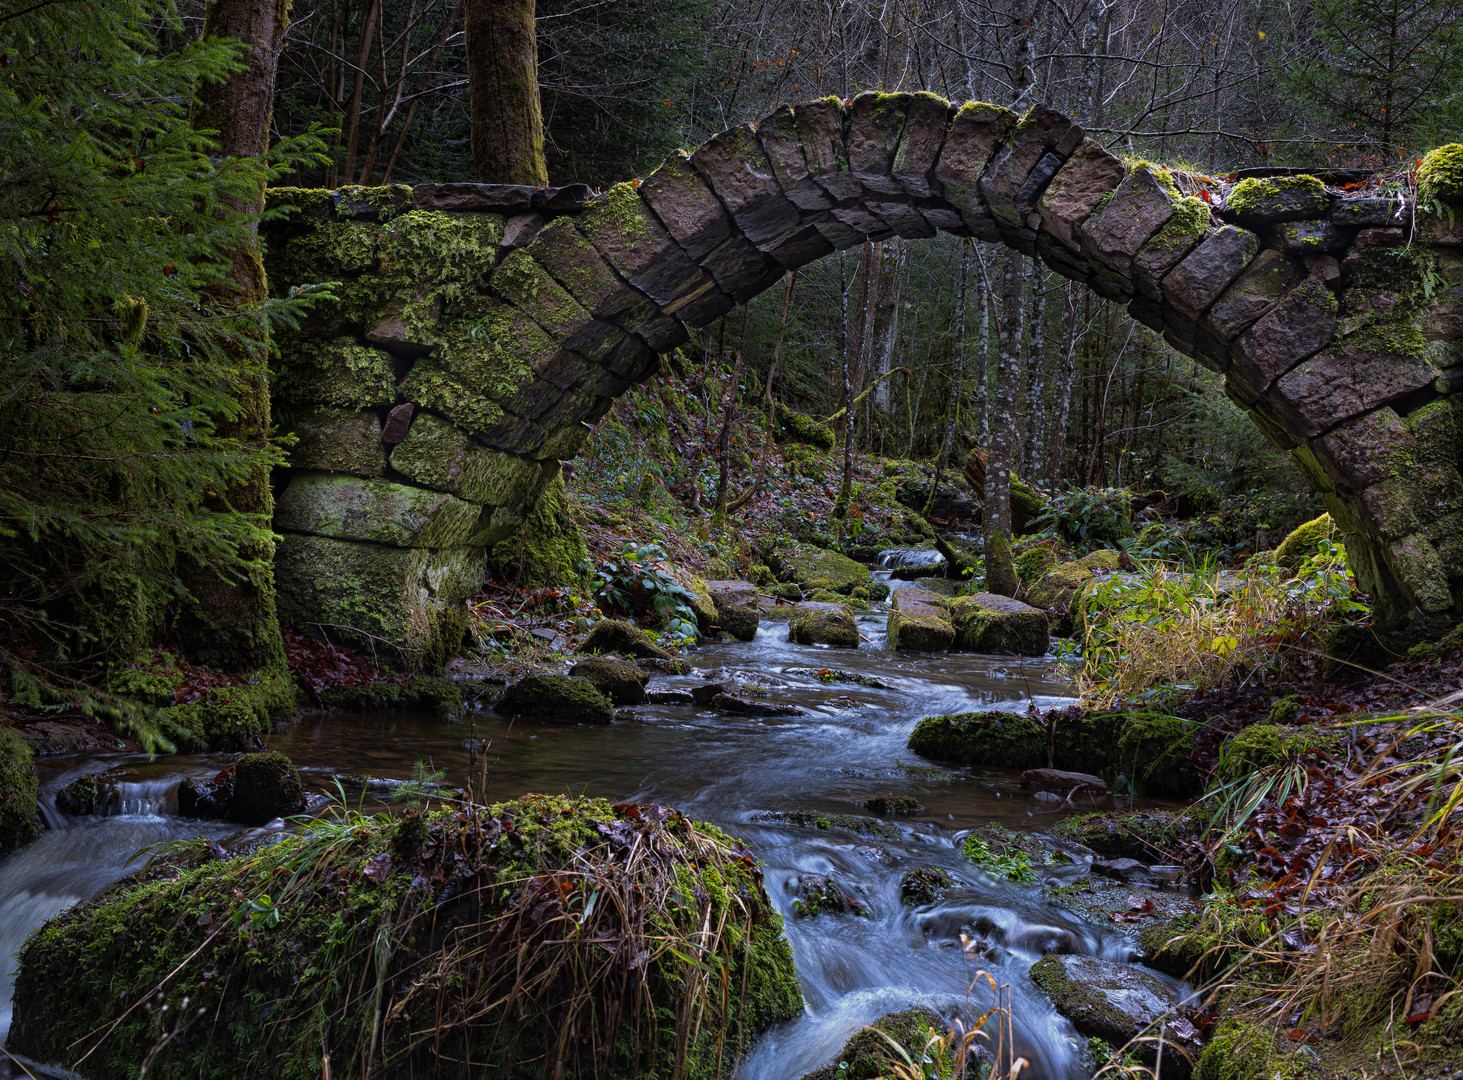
[906,711,1047,769]
[797,1008,948,1080]
[0,723,40,852]
[577,618,673,660]
[494,674,613,724]
[318,676,465,720]
[9,793,802,1080]
[1271,512,1335,572]
[489,473,588,590]
[1419,144,1463,207]
[769,542,871,594]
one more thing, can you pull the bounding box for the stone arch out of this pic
[263,92,1463,664]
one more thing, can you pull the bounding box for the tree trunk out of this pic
[729,273,797,513]
[1022,257,1047,479]
[465,0,549,185]
[179,0,291,672]
[1047,283,1080,483]
[984,253,1024,598]
[924,244,969,521]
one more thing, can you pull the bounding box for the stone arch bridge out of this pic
[264,93,1463,665]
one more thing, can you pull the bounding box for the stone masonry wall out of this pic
[262,94,1463,664]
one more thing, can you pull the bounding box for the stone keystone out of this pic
[1038,139,1126,252]
[847,91,913,196]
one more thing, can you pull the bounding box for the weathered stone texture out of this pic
[1162,226,1261,323]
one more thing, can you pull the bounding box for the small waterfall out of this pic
[106,779,180,817]
[876,548,947,572]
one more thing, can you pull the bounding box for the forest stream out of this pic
[0,572,1194,1080]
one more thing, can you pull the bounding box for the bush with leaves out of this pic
[593,542,702,646]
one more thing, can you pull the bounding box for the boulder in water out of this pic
[788,601,860,648]
[863,794,923,814]
[576,618,672,660]
[710,694,804,717]
[494,673,614,724]
[9,793,803,1080]
[1029,954,1202,1078]
[768,542,871,594]
[705,580,761,640]
[907,711,1048,769]
[1021,768,1107,793]
[54,772,116,816]
[789,873,867,917]
[796,1007,958,1080]
[886,587,955,652]
[567,657,648,705]
[899,866,954,905]
[229,751,306,825]
[0,724,39,852]
[947,592,1049,655]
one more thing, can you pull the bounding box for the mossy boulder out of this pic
[1420,144,1463,207]
[776,404,836,450]
[494,674,614,724]
[899,867,954,906]
[1223,174,1330,223]
[489,473,588,589]
[567,657,648,705]
[319,676,466,720]
[885,587,955,652]
[577,618,673,660]
[769,542,871,594]
[788,601,861,648]
[0,723,40,852]
[906,711,1048,770]
[705,580,760,641]
[1029,954,1201,1078]
[1115,712,1200,797]
[9,793,802,1080]
[1053,809,1195,860]
[1270,512,1335,571]
[154,672,298,752]
[1014,545,1060,585]
[55,772,114,817]
[797,1007,950,1080]
[1027,548,1121,609]
[947,592,1049,655]
[229,751,306,825]
[1217,723,1335,776]
[1193,1020,1310,1080]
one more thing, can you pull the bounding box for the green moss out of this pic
[947,593,1050,655]
[962,831,1036,882]
[55,772,105,816]
[230,751,305,825]
[1027,955,1136,1041]
[494,674,614,724]
[899,867,954,906]
[1014,546,1059,585]
[906,710,1047,769]
[1115,712,1200,797]
[749,809,903,841]
[1268,694,1301,724]
[1053,810,1195,859]
[1225,175,1327,218]
[1193,1020,1308,1080]
[787,602,860,648]
[775,405,835,450]
[566,656,648,705]
[489,474,589,590]
[798,1008,948,1080]
[1271,512,1335,571]
[577,618,673,660]
[0,723,39,852]
[319,676,465,720]
[1419,144,1463,207]
[154,671,297,752]
[9,793,802,1080]
[1028,548,1122,609]
[389,415,548,510]
[1218,723,1335,776]
[770,542,871,593]
[1144,194,1210,254]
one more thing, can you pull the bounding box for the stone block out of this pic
[533,184,593,210]
[1201,248,1304,343]
[980,104,1083,229]
[1127,297,1165,332]
[275,471,490,548]
[1331,197,1406,228]
[1277,219,1342,254]
[705,580,761,641]
[490,250,591,339]
[757,105,834,212]
[1310,409,1411,490]
[934,102,1016,234]
[1361,468,1461,542]
[540,422,592,460]
[914,199,966,234]
[637,151,736,261]
[272,337,397,410]
[1267,338,1437,439]
[380,402,414,444]
[574,184,717,315]
[523,219,657,330]
[827,200,895,238]
[389,413,550,508]
[691,123,804,247]
[1131,202,1212,302]
[886,587,955,652]
[1162,226,1261,322]
[275,533,483,669]
[787,601,860,648]
[1037,138,1125,252]
[766,223,835,269]
[947,593,1049,656]
[672,282,739,327]
[847,91,913,195]
[1229,278,1339,398]
[892,92,953,198]
[795,97,862,201]
[1223,175,1332,225]
[1387,533,1453,612]
[1080,166,1180,280]
[1192,325,1231,373]
[284,407,385,476]
[505,375,570,422]
[811,216,867,250]
[702,234,787,302]
[864,196,936,238]
[411,183,535,212]
[1036,227,1092,280]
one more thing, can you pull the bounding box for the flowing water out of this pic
[0,586,1183,1080]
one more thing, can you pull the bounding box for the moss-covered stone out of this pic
[275,534,482,672]
[788,601,861,648]
[271,338,398,410]
[319,676,466,720]
[1218,723,1335,776]
[748,809,903,841]
[0,723,39,852]
[769,542,871,594]
[577,618,673,660]
[797,1007,949,1080]
[776,404,836,450]
[55,773,110,816]
[154,672,297,752]
[705,580,760,641]
[389,413,550,510]
[276,471,492,548]
[1014,545,1060,585]
[282,407,385,475]
[567,657,648,705]
[906,711,1048,769]
[1224,174,1330,222]
[10,793,802,1080]
[1027,548,1121,609]
[1193,1020,1308,1080]
[1053,809,1195,860]
[229,751,305,825]
[1271,512,1335,571]
[488,473,588,589]
[863,794,923,814]
[1419,144,1463,208]
[899,867,954,906]
[947,592,1050,655]
[885,587,954,652]
[1115,712,1200,797]
[493,674,614,724]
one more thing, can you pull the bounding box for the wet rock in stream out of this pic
[647,689,695,706]
[862,794,923,814]
[705,580,761,640]
[54,772,117,816]
[1029,954,1202,1078]
[493,673,614,724]
[750,809,904,841]
[179,751,305,825]
[1021,768,1107,793]
[789,873,868,917]
[576,618,672,660]
[797,1007,961,1080]
[787,601,861,648]
[899,866,954,906]
[711,694,804,717]
[567,657,648,705]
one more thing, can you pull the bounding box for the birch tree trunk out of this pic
[984,252,1024,598]
[465,0,549,185]
[1021,258,1047,479]
[176,0,290,672]
[870,238,906,416]
[974,246,993,446]
[1047,283,1080,484]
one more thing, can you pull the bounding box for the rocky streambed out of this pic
[0,577,1206,1080]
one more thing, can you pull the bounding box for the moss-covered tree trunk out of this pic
[178,0,290,672]
[465,0,549,186]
